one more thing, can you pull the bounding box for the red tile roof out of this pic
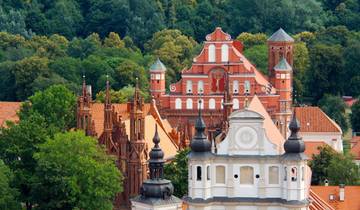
[0,102,21,127]
[295,107,342,133]
[311,186,360,210]
[305,141,327,160]
[350,137,360,160]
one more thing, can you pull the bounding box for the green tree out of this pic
[309,145,359,185]
[145,29,197,83]
[12,56,50,100]
[164,148,190,197]
[243,44,268,74]
[236,32,267,48]
[114,59,148,90]
[318,94,348,132]
[0,160,21,210]
[327,153,360,185]
[104,32,125,48]
[96,85,149,104]
[293,41,310,99]
[351,99,360,132]
[19,85,77,133]
[0,113,49,210]
[306,44,345,101]
[32,131,122,210]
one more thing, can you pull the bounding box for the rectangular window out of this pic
[269,166,279,184]
[216,166,225,184]
[207,166,210,180]
[197,166,202,181]
[240,166,254,184]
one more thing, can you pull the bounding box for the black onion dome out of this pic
[149,125,164,161]
[284,111,305,153]
[140,125,174,200]
[190,106,211,152]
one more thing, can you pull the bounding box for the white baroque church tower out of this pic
[185,101,311,210]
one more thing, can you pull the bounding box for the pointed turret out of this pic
[284,110,305,154]
[274,57,292,71]
[149,58,167,99]
[132,125,182,209]
[150,58,167,72]
[190,100,211,153]
[268,28,294,42]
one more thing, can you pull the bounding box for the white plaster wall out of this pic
[300,132,343,152]
[132,201,182,210]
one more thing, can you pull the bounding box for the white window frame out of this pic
[209,98,216,109]
[208,44,216,62]
[175,98,182,110]
[186,98,193,109]
[221,44,229,62]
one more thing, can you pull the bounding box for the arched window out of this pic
[175,98,182,109]
[209,98,216,109]
[269,166,279,184]
[233,80,239,94]
[186,80,193,94]
[233,99,239,110]
[208,44,215,62]
[197,166,202,181]
[240,166,254,184]
[216,165,225,184]
[221,44,229,62]
[244,80,251,94]
[284,167,287,181]
[301,166,305,181]
[197,99,204,110]
[207,166,210,180]
[291,167,297,182]
[198,80,204,94]
[186,98,193,109]
[221,99,224,109]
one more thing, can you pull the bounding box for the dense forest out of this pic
[1,0,360,131]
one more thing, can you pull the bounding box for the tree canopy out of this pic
[32,131,122,210]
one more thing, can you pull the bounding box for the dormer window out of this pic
[221,44,229,62]
[208,44,215,62]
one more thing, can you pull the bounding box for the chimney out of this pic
[324,179,329,186]
[339,184,345,201]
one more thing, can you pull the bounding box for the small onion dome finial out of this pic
[284,109,305,153]
[149,125,164,161]
[190,100,211,153]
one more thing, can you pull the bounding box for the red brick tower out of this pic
[128,79,148,199]
[149,58,166,99]
[76,76,94,136]
[268,28,294,85]
[268,29,294,137]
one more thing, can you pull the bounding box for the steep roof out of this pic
[311,186,360,210]
[90,103,178,160]
[150,58,166,72]
[274,57,292,71]
[268,28,294,42]
[248,95,285,153]
[0,102,21,127]
[295,107,342,133]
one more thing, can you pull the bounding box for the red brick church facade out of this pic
[150,27,294,137]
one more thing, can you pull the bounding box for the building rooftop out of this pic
[268,28,294,42]
[0,102,21,127]
[150,58,166,72]
[274,57,292,70]
[311,186,360,210]
[295,107,342,133]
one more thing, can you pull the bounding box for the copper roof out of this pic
[0,102,21,127]
[295,107,342,133]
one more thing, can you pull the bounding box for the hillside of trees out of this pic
[0,0,360,132]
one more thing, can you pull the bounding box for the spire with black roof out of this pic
[190,100,211,153]
[283,109,306,155]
